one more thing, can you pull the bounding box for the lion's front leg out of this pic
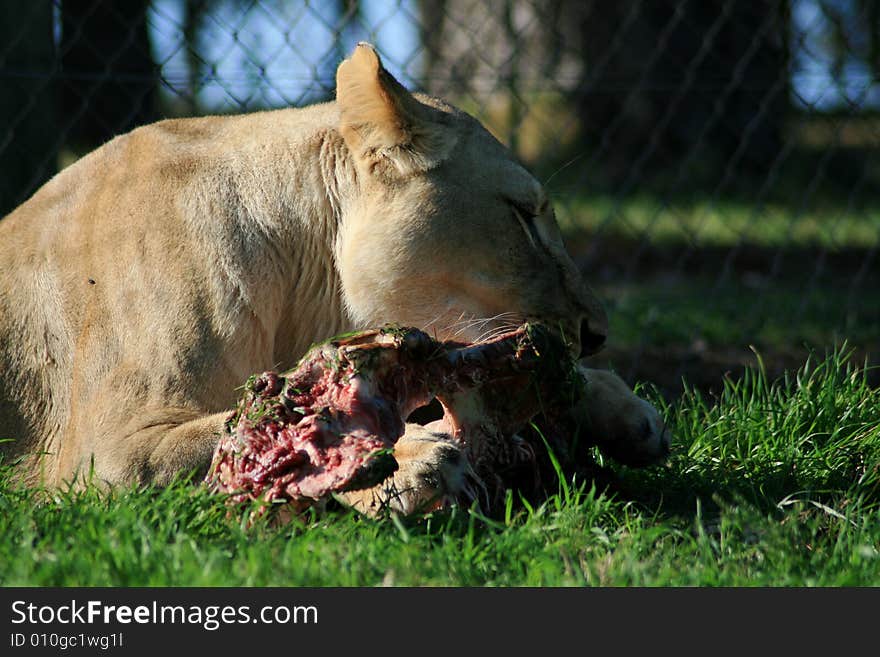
[575,365,671,467]
[59,406,229,488]
[338,423,471,517]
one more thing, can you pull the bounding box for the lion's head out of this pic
[333,44,607,358]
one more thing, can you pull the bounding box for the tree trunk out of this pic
[60,0,158,149]
[417,0,791,182]
[569,0,790,183]
[0,1,57,216]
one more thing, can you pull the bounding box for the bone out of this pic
[205,324,583,515]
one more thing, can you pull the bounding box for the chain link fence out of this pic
[2,0,878,395]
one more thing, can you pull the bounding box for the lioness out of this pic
[0,44,668,513]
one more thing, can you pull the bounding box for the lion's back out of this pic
[0,116,233,473]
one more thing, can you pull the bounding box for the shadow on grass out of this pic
[569,234,880,400]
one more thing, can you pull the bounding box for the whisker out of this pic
[444,316,479,331]
[447,321,476,341]
[420,310,452,332]
[446,311,518,329]
[543,151,589,188]
[446,316,494,340]
[446,317,486,331]
[443,311,527,342]
[472,317,525,343]
[476,327,516,343]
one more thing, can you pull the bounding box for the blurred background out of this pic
[1,0,878,397]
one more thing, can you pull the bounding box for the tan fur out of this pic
[0,43,666,500]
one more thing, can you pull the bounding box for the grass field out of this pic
[2,186,877,587]
[3,347,878,587]
[553,191,880,399]
[556,192,880,249]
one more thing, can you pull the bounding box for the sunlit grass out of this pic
[556,193,880,249]
[2,348,878,586]
[600,277,878,350]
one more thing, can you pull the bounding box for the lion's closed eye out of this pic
[510,203,541,249]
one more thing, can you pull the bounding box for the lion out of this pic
[0,43,669,514]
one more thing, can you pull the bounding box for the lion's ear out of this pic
[336,43,454,177]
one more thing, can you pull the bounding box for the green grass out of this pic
[602,277,879,350]
[549,192,880,390]
[555,193,880,249]
[2,347,878,586]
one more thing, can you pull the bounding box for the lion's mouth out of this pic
[206,323,583,513]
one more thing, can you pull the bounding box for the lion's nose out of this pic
[579,317,606,357]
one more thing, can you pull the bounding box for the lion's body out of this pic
[0,44,667,505]
[1,105,354,485]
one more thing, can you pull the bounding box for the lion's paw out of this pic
[338,424,471,516]
[577,366,672,467]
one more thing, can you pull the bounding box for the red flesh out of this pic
[206,325,580,512]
